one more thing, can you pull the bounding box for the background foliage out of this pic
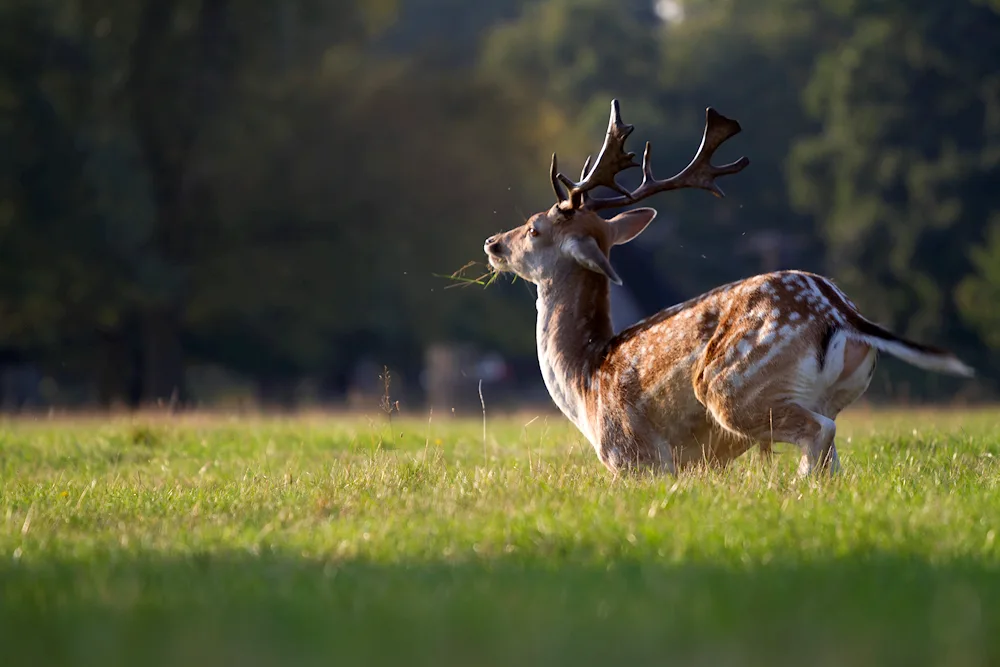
[1,0,998,409]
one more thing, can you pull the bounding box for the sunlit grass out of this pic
[1,407,999,666]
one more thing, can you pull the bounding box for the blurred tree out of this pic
[189,47,542,402]
[957,217,1000,352]
[2,0,996,407]
[377,0,533,63]
[643,0,842,297]
[0,0,545,409]
[480,0,835,298]
[0,0,135,403]
[790,0,1000,385]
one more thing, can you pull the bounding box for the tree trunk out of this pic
[125,0,234,412]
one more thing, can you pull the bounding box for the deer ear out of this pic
[564,236,623,285]
[609,207,657,246]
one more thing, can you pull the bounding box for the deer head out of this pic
[484,99,750,287]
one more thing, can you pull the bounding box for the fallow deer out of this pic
[483,99,974,477]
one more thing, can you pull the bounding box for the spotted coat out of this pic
[530,267,971,476]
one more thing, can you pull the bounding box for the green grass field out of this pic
[2,407,1000,667]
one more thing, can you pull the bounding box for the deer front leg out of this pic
[758,439,775,465]
[596,419,676,477]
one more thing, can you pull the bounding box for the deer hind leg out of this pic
[824,340,877,418]
[706,400,840,477]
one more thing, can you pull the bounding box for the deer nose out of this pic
[484,236,504,255]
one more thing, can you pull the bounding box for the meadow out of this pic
[2,406,999,667]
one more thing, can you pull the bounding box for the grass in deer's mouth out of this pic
[435,259,507,288]
[1,408,999,667]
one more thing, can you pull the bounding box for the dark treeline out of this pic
[1,0,998,411]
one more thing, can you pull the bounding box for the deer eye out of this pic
[527,227,540,238]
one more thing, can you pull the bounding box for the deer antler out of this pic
[550,99,640,210]
[550,100,750,212]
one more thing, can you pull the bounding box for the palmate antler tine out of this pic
[585,107,750,211]
[673,108,751,197]
[551,99,641,209]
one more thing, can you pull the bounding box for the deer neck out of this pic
[535,270,612,440]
